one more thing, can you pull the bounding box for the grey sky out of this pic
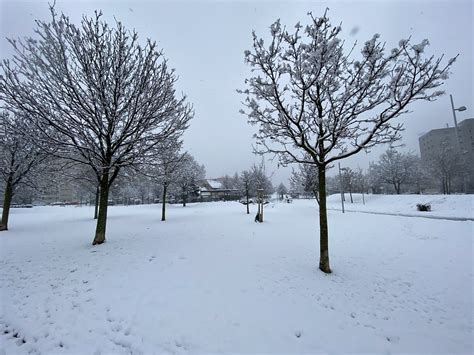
[1,0,472,184]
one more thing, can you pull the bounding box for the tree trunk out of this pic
[318,165,331,274]
[349,188,353,203]
[313,189,320,205]
[161,183,167,221]
[246,189,249,214]
[182,188,186,207]
[92,171,110,245]
[0,176,14,231]
[94,185,99,220]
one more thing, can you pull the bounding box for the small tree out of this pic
[410,156,431,194]
[371,148,418,194]
[0,9,192,244]
[252,161,273,222]
[340,167,357,203]
[276,182,288,200]
[240,11,455,273]
[151,141,185,221]
[0,111,49,231]
[174,154,206,207]
[290,162,319,201]
[425,141,463,194]
[239,169,254,214]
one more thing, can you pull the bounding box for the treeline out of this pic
[289,147,470,199]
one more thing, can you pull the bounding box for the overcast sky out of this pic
[1,0,472,184]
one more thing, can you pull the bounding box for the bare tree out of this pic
[240,11,456,273]
[0,9,192,244]
[425,142,463,194]
[290,162,320,202]
[239,170,254,214]
[410,156,431,194]
[340,167,358,202]
[252,161,273,222]
[150,141,185,221]
[174,153,206,207]
[0,111,49,231]
[371,148,418,194]
[276,182,288,200]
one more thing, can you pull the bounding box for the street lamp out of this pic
[449,94,468,193]
[450,94,467,129]
[338,163,347,213]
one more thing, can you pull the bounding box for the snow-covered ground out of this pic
[0,197,472,354]
[327,193,474,220]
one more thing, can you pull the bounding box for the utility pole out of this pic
[338,162,345,213]
[450,94,468,193]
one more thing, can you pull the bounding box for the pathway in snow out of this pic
[327,207,474,221]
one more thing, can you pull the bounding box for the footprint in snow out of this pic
[386,335,400,343]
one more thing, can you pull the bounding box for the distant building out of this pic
[199,179,240,201]
[458,118,474,169]
[419,118,474,193]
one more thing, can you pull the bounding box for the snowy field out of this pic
[0,196,473,354]
[326,193,474,220]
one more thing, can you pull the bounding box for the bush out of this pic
[416,203,431,212]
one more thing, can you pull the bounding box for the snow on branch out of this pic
[239,11,457,168]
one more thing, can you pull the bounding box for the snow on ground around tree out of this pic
[326,193,474,220]
[0,197,472,354]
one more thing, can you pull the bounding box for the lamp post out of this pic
[338,163,346,213]
[450,94,467,193]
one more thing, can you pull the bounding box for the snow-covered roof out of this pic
[207,179,223,189]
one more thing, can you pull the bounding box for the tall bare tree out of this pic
[0,111,49,231]
[240,11,456,273]
[0,8,192,244]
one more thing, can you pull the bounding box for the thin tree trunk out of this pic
[94,185,99,220]
[161,183,167,221]
[0,176,14,231]
[349,188,353,203]
[246,189,249,214]
[182,187,186,207]
[313,189,320,205]
[318,165,331,274]
[92,171,110,245]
